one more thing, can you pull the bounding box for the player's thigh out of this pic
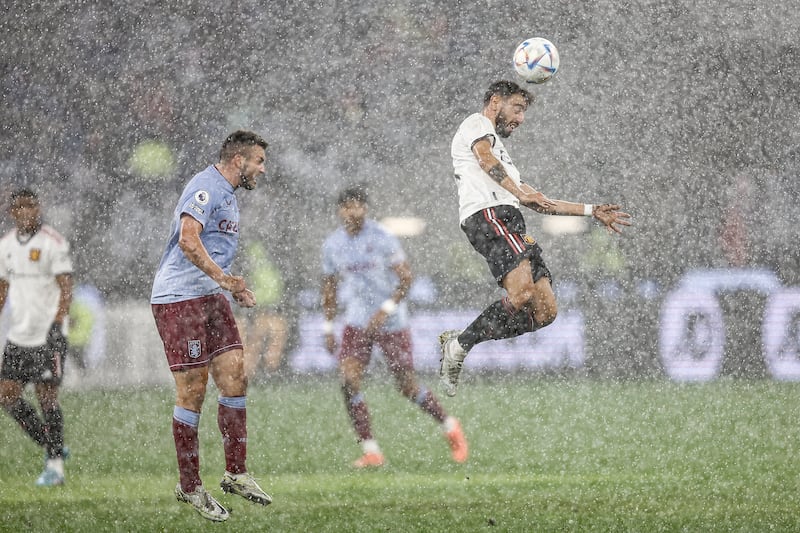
[503,260,556,312]
[502,259,538,306]
[378,330,414,374]
[528,276,557,324]
[152,299,212,370]
[379,331,418,396]
[339,326,373,367]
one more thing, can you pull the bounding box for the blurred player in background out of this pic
[0,188,73,486]
[321,186,467,468]
[440,80,631,397]
[237,239,289,381]
[151,131,271,522]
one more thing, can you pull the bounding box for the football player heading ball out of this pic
[439,80,631,397]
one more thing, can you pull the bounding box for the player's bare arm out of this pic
[321,275,338,322]
[178,214,247,294]
[389,261,412,305]
[321,275,338,353]
[472,139,556,210]
[523,188,632,234]
[54,273,73,324]
[0,279,7,310]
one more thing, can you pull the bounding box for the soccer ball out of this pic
[513,38,559,84]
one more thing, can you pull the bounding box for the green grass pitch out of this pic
[1,377,799,532]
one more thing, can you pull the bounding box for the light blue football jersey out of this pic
[151,165,240,303]
[321,219,408,331]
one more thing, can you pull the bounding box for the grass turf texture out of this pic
[1,377,799,532]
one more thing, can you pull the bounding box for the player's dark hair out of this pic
[483,80,533,106]
[337,186,368,206]
[10,188,38,202]
[219,130,268,162]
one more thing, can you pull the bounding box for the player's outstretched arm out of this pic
[321,275,338,354]
[524,194,632,234]
[521,185,631,234]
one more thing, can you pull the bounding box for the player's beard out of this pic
[494,112,514,138]
[239,169,256,190]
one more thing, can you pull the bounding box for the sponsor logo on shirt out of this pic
[29,248,41,261]
[218,220,239,234]
[346,260,378,273]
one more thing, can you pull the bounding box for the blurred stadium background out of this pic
[1,1,798,386]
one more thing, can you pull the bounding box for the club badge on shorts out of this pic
[187,340,202,359]
[522,234,536,246]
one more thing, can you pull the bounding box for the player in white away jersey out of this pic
[439,80,632,397]
[0,188,73,487]
[321,186,467,468]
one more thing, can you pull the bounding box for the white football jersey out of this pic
[451,113,522,223]
[0,225,72,347]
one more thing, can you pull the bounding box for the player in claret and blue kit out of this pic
[151,130,272,522]
[321,186,468,468]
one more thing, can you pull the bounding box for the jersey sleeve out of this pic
[460,114,496,149]
[50,237,73,275]
[179,188,214,228]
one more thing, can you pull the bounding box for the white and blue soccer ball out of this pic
[513,37,559,84]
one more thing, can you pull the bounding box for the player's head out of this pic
[337,186,368,235]
[219,130,268,190]
[9,187,41,234]
[483,81,534,138]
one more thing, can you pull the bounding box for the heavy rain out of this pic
[1,0,799,531]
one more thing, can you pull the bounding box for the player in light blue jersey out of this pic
[151,131,271,522]
[321,186,468,468]
[151,167,243,303]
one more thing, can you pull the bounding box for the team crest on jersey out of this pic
[522,234,536,245]
[187,340,202,359]
[194,190,210,205]
[498,149,514,166]
[29,248,41,261]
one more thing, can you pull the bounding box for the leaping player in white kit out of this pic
[439,80,632,397]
